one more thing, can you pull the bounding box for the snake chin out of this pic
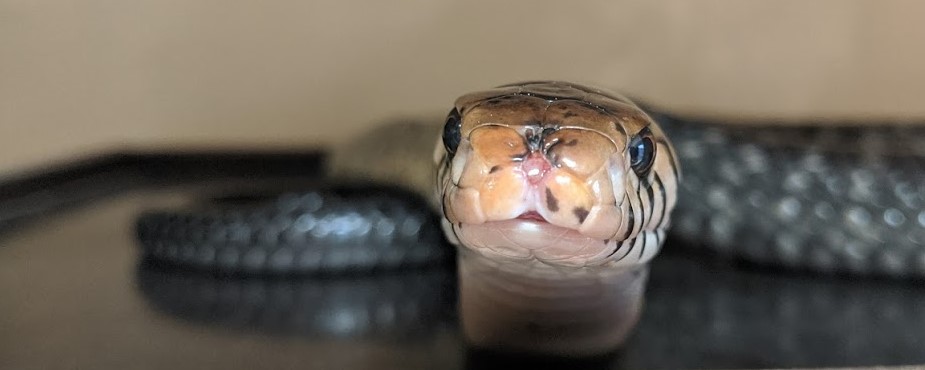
[451,218,619,268]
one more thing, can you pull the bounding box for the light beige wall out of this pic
[2,1,924,177]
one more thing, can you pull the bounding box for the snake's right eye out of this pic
[443,108,462,154]
[629,127,655,176]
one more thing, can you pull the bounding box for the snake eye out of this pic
[443,108,462,154]
[629,128,655,176]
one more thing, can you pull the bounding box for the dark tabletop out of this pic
[2,178,925,370]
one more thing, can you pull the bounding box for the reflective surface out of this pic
[2,192,925,369]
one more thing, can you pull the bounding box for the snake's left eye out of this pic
[628,128,655,176]
[443,108,462,154]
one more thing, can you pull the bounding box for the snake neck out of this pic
[456,248,648,356]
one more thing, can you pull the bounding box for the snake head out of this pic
[436,81,679,269]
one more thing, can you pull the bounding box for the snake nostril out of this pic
[522,152,551,184]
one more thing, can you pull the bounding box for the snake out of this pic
[136,80,925,357]
[433,81,679,355]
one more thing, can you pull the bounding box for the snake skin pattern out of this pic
[136,186,450,274]
[654,113,925,278]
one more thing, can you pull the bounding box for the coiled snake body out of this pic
[138,80,925,357]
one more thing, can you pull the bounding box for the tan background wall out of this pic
[2,0,924,177]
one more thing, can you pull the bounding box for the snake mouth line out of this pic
[516,211,548,223]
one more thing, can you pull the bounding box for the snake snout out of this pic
[440,82,675,270]
[443,133,626,264]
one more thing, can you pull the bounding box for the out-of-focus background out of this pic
[3,0,924,177]
[6,2,925,369]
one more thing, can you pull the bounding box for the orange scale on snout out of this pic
[545,130,615,178]
[540,171,596,228]
[478,165,529,221]
[469,126,528,166]
[464,126,531,221]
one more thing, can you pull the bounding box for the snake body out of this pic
[137,80,925,357]
[655,114,925,277]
